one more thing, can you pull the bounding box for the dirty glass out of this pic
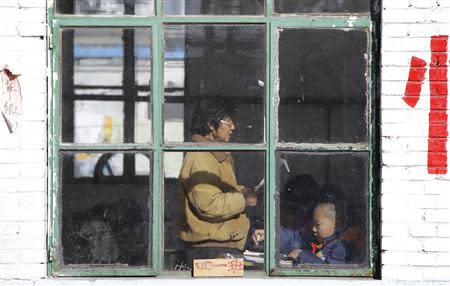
[60,152,152,267]
[163,151,265,272]
[163,25,265,144]
[164,0,264,15]
[278,28,368,144]
[56,0,154,15]
[274,0,370,14]
[275,152,369,268]
[61,28,152,144]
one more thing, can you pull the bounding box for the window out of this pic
[49,0,379,277]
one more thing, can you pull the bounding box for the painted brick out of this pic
[19,163,46,178]
[0,250,20,264]
[381,180,426,194]
[383,8,450,24]
[422,238,450,252]
[18,221,46,236]
[382,207,425,223]
[19,249,47,263]
[0,150,19,163]
[0,7,46,23]
[0,178,46,192]
[0,0,19,7]
[0,135,20,149]
[0,263,46,279]
[437,224,450,237]
[408,195,440,209]
[382,151,428,166]
[382,265,424,280]
[382,237,424,251]
[425,209,450,223]
[381,222,410,237]
[20,135,47,150]
[0,164,20,178]
[409,223,438,237]
[1,233,46,250]
[18,0,46,8]
[382,23,450,38]
[422,266,450,281]
[436,252,450,265]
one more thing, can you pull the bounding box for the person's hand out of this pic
[288,249,301,260]
[243,188,257,207]
[252,229,265,246]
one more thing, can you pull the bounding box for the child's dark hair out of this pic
[315,184,347,233]
[190,96,236,136]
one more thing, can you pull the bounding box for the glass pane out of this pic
[164,0,264,15]
[60,152,152,267]
[278,29,368,144]
[61,28,152,144]
[164,25,265,144]
[57,0,154,15]
[163,151,265,272]
[276,152,369,268]
[274,0,370,13]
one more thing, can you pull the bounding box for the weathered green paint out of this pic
[162,144,267,151]
[271,267,373,277]
[152,17,163,274]
[48,0,377,277]
[267,21,277,275]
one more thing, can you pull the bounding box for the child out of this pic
[287,201,346,264]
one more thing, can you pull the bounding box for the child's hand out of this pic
[288,249,301,260]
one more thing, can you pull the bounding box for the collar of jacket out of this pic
[322,233,338,244]
[191,134,229,162]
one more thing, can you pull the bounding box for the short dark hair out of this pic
[190,96,236,136]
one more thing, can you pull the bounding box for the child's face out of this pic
[312,204,336,242]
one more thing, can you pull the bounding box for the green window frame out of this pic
[48,0,380,277]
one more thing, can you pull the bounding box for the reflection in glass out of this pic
[278,29,368,143]
[164,0,264,15]
[61,152,152,266]
[61,28,152,144]
[163,151,265,271]
[57,0,154,15]
[276,152,369,268]
[164,25,265,143]
[274,0,370,13]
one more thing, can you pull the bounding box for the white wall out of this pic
[380,0,450,281]
[0,0,48,280]
[0,0,449,284]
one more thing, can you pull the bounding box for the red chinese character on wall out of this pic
[402,35,449,175]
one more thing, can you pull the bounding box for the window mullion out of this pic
[267,20,277,274]
[151,17,164,274]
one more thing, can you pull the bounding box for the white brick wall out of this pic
[0,0,47,280]
[381,0,450,282]
[0,0,449,285]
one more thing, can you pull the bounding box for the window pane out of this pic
[57,0,154,15]
[274,0,370,13]
[276,152,369,268]
[163,151,265,272]
[61,28,152,144]
[278,29,368,144]
[60,152,152,267]
[164,25,265,144]
[164,0,264,15]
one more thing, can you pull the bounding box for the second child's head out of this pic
[312,202,336,242]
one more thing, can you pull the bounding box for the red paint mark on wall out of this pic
[403,56,427,107]
[428,35,448,174]
[402,35,449,175]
